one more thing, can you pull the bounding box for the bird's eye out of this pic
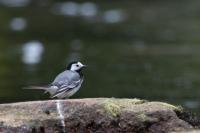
[76,64,79,67]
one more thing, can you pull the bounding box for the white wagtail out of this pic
[27,61,86,99]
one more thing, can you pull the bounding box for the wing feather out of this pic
[50,71,82,98]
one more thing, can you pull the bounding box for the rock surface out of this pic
[0,98,199,133]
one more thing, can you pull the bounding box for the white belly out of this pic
[67,84,82,97]
[59,79,83,98]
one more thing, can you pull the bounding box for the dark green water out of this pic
[0,0,200,115]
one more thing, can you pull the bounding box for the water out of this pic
[0,0,200,115]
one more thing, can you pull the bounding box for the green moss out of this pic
[123,98,146,105]
[175,105,184,112]
[136,113,158,123]
[103,100,121,117]
[102,98,146,117]
[158,102,180,110]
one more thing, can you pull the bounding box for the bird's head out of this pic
[67,61,86,72]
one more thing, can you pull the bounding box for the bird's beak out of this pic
[82,65,87,68]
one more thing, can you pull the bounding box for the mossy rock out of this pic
[0,98,199,133]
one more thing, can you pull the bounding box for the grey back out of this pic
[52,70,81,88]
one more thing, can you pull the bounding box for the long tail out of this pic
[24,86,48,90]
[23,86,56,95]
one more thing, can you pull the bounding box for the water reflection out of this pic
[79,2,97,17]
[52,2,126,23]
[52,2,98,18]
[103,10,126,23]
[9,17,27,31]
[22,41,44,65]
[0,0,30,7]
[52,2,79,16]
[184,101,199,109]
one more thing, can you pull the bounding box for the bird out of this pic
[26,61,86,99]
